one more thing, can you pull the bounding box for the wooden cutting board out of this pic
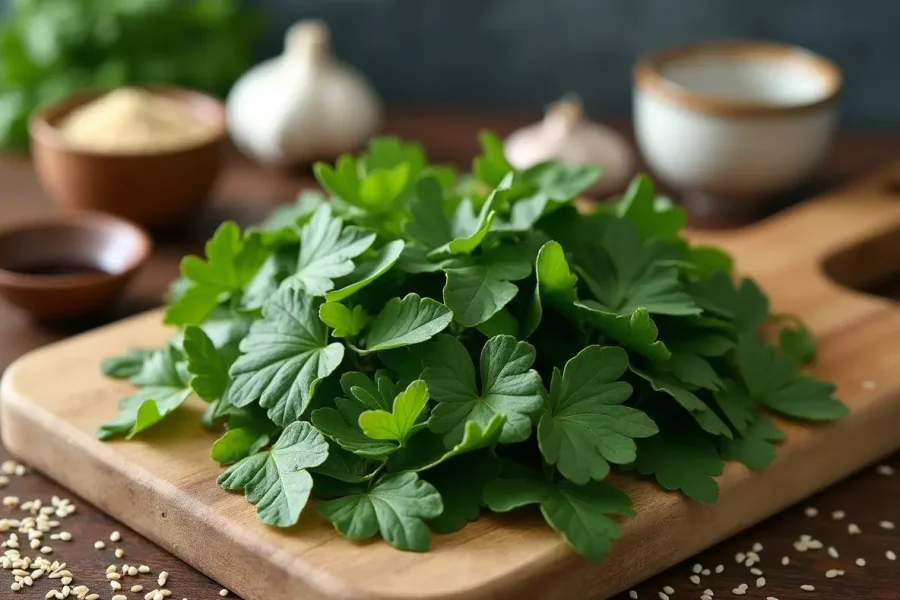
[4,165,900,600]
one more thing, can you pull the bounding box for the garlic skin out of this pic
[504,96,634,196]
[226,20,382,167]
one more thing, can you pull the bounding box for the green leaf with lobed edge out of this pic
[575,303,671,361]
[574,218,700,317]
[423,450,500,533]
[472,131,514,188]
[165,222,268,326]
[97,345,192,440]
[631,432,724,503]
[311,398,400,458]
[688,274,769,334]
[317,472,443,552]
[737,334,847,421]
[523,240,579,338]
[218,422,328,527]
[483,472,634,563]
[538,346,657,484]
[227,286,345,426]
[341,371,398,412]
[630,366,732,439]
[388,414,506,473]
[443,243,534,327]
[310,444,377,483]
[404,177,495,258]
[424,335,542,446]
[283,204,376,296]
[358,380,430,445]
[324,239,405,303]
[183,326,234,402]
[100,348,155,379]
[352,293,453,354]
[720,415,786,469]
[318,302,369,339]
[211,426,271,465]
[615,173,686,241]
[712,380,757,435]
[521,161,602,202]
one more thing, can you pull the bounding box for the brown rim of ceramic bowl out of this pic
[29,86,227,157]
[0,212,152,290]
[635,40,843,117]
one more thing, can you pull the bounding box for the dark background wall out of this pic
[251,0,900,125]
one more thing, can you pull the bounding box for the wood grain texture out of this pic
[2,163,900,600]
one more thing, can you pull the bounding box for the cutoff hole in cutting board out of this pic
[823,225,900,301]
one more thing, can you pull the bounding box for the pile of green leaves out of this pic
[98,133,847,562]
[0,0,261,148]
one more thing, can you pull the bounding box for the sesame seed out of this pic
[801,584,815,591]
[856,557,866,566]
[158,570,168,586]
[848,523,861,535]
[111,580,122,590]
[803,506,818,517]
[702,596,712,600]
[732,587,746,595]
[107,572,121,580]
[133,585,144,592]
[138,565,150,573]
[701,569,710,576]
[658,593,669,600]
[693,563,703,574]
[629,592,638,600]
[704,589,714,596]
[887,550,897,561]
[60,576,71,585]
[663,586,674,595]
[154,593,164,600]
[219,590,229,598]
[115,548,124,558]
[110,531,121,542]
[880,520,895,530]
[767,597,780,600]
[94,541,105,550]
[106,565,117,574]
[735,552,746,564]
[752,542,763,552]
[807,539,823,550]
[690,574,701,585]
[876,464,894,475]
[828,546,839,558]
[756,577,766,588]
[128,566,138,576]
[715,564,724,574]
[86,595,99,600]
[743,558,754,567]
[59,532,71,542]
[781,556,790,566]
[113,596,127,600]
[13,465,25,477]
[750,567,762,576]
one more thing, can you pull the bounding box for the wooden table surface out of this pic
[0,112,898,600]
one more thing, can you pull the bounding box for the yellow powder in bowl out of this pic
[57,88,218,154]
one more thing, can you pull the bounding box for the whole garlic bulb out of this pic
[504,96,634,196]
[226,20,382,167]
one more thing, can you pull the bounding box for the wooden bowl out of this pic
[0,212,152,319]
[29,87,227,228]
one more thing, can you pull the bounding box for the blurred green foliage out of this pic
[0,0,262,149]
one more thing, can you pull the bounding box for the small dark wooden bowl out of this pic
[0,212,152,319]
[29,87,226,228]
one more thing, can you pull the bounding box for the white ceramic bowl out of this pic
[634,40,842,219]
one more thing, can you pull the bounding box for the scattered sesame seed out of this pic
[880,520,895,530]
[781,556,790,566]
[876,464,894,475]
[128,566,138,576]
[58,532,71,542]
[692,563,703,574]
[828,546,839,558]
[113,595,127,600]
[60,576,71,585]
[887,550,897,561]
[690,574,701,585]
[832,510,846,520]
[752,542,763,552]
[158,570,169,586]
[743,558,755,567]
[856,557,866,567]
[658,593,669,600]
[807,539,823,550]
[133,585,145,592]
[804,507,818,517]
[219,590,229,598]
[848,523,861,535]
[715,564,724,574]
[663,586,674,595]
[138,565,150,573]
[735,552,746,564]
[13,465,25,477]
[107,572,121,580]
[106,565,117,574]
[801,584,815,591]
[767,597,779,600]
[861,380,877,390]
[110,531,121,543]
[704,589,714,596]
[111,580,122,590]
[115,548,124,558]
[94,541,105,550]
[756,577,766,588]
[86,595,99,600]
[750,567,763,576]
[701,569,710,576]
[702,596,712,600]
[629,592,638,600]
[732,587,746,595]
